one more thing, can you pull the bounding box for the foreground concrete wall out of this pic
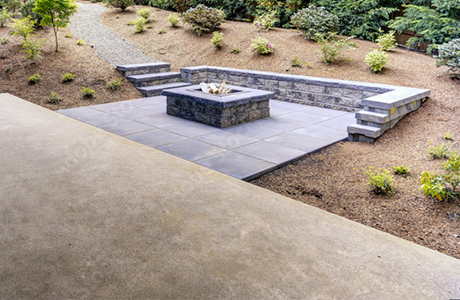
[1,93,458,299]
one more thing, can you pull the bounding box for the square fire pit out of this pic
[162,84,274,128]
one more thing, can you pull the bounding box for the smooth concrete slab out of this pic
[2,93,460,299]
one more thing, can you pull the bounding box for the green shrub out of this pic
[21,35,45,60]
[47,91,62,104]
[157,27,165,33]
[19,0,43,28]
[77,39,83,45]
[165,13,180,27]
[104,0,134,12]
[444,132,452,140]
[436,39,460,78]
[182,4,225,37]
[365,167,395,195]
[65,33,72,38]
[290,57,302,67]
[365,49,388,73]
[253,10,277,32]
[427,143,450,159]
[133,16,147,33]
[81,86,96,98]
[106,78,123,90]
[314,33,356,65]
[28,73,41,84]
[0,8,13,27]
[249,36,274,55]
[62,72,76,82]
[290,5,338,40]
[1,36,8,44]
[394,165,410,177]
[136,8,152,20]
[211,31,223,49]
[420,153,460,201]
[376,30,397,51]
[10,17,35,40]
[231,48,239,54]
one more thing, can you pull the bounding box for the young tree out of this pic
[33,0,77,52]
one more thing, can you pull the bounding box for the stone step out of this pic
[117,62,171,77]
[347,124,382,142]
[137,82,192,97]
[355,110,389,124]
[126,72,182,87]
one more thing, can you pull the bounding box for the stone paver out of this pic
[58,97,354,180]
[2,93,460,299]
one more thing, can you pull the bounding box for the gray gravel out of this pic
[68,3,156,66]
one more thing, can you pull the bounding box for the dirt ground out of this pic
[1,1,460,259]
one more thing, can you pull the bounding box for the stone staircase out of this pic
[116,62,191,97]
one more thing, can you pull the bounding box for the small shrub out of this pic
[132,17,147,33]
[136,8,151,20]
[1,36,8,44]
[47,91,62,104]
[314,33,356,65]
[365,167,395,195]
[427,143,450,159]
[28,73,41,84]
[10,17,35,40]
[81,86,96,98]
[249,36,274,55]
[182,4,225,37]
[291,57,302,67]
[0,8,14,27]
[106,78,123,90]
[394,165,410,177]
[376,30,397,52]
[19,0,43,28]
[436,39,460,78]
[231,48,239,54]
[104,0,134,12]
[65,33,72,38]
[444,132,452,140]
[365,49,388,73]
[62,72,76,83]
[116,14,120,19]
[420,153,460,201]
[211,31,223,49]
[77,39,83,45]
[166,13,180,27]
[253,11,277,32]
[290,5,338,40]
[21,35,45,60]
[158,28,165,33]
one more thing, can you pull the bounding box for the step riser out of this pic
[120,67,170,77]
[133,77,181,87]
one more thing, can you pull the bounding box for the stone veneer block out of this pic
[162,84,274,128]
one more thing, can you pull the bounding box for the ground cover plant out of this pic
[2,1,460,260]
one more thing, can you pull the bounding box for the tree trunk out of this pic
[54,26,58,52]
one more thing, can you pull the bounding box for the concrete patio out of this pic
[57,96,354,180]
[1,93,460,299]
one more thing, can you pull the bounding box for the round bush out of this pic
[290,5,338,40]
[365,49,388,73]
[436,39,460,78]
[183,4,225,37]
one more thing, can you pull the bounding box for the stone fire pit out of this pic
[162,84,274,128]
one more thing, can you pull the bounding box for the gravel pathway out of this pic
[68,3,156,66]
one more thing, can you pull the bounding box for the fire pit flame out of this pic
[200,81,233,95]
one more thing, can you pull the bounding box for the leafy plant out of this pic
[20,0,43,28]
[166,13,180,27]
[314,33,356,65]
[182,4,225,37]
[65,33,72,38]
[1,36,8,44]
[81,86,96,98]
[444,132,452,140]
[62,72,76,82]
[394,165,410,176]
[253,10,278,32]
[249,36,274,55]
[158,27,165,33]
[132,16,147,33]
[106,78,123,90]
[33,0,78,52]
[47,91,62,104]
[77,39,83,45]
[365,49,388,73]
[389,3,460,53]
[436,39,460,78]
[290,56,302,67]
[290,5,338,40]
[211,31,223,49]
[231,48,240,54]
[376,30,397,51]
[365,167,395,195]
[421,153,460,201]
[28,73,41,84]
[136,8,153,20]
[0,8,13,27]
[10,17,36,40]
[427,142,451,159]
[21,35,45,60]
[104,0,135,12]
